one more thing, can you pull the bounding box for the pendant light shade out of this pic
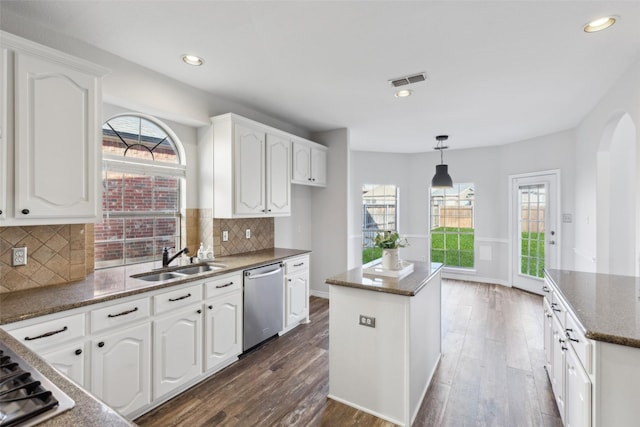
[431,135,453,188]
[432,164,453,187]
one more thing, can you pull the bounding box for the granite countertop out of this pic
[325,261,443,296]
[0,329,134,426]
[545,269,640,349]
[0,248,310,324]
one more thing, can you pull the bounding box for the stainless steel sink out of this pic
[175,263,227,275]
[136,271,188,282]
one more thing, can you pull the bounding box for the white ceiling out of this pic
[2,1,640,152]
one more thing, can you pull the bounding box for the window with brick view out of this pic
[95,115,185,268]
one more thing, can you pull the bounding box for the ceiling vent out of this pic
[389,72,427,88]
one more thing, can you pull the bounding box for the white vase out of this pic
[381,248,400,270]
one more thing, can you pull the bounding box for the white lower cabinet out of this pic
[91,322,151,416]
[565,345,591,427]
[204,292,242,371]
[283,255,310,332]
[41,343,86,387]
[543,274,593,427]
[153,304,203,400]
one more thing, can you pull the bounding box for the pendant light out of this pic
[431,135,453,188]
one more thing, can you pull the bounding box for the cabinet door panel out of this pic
[543,298,553,380]
[91,323,151,416]
[14,51,98,219]
[234,123,265,215]
[205,292,242,371]
[311,147,327,186]
[266,134,290,214]
[551,315,566,421]
[566,348,591,427]
[42,343,86,387]
[153,305,202,399]
[286,270,309,327]
[292,142,311,183]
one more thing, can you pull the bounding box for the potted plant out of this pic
[374,231,409,270]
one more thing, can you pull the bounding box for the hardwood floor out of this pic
[136,280,562,426]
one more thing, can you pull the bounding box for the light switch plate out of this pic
[222,231,229,242]
[245,229,251,239]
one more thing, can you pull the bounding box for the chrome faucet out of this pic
[162,247,189,267]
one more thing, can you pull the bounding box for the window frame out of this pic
[430,183,475,269]
[361,184,399,264]
[95,114,186,269]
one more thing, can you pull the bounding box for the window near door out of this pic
[519,184,545,278]
[431,183,475,268]
[95,115,186,269]
[362,184,398,264]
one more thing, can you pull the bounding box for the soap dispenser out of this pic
[197,242,205,260]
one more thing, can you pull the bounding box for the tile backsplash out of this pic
[0,213,275,293]
[0,225,89,293]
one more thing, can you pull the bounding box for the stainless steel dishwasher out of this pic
[243,262,284,351]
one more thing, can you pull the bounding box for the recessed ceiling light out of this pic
[181,54,204,66]
[584,16,617,33]
[395,89,413,98]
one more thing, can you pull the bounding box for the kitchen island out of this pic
[325,261,442,426]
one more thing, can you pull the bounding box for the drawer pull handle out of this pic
[98,341,105,348]
[169,293,191,302]
[215,282,234,289]
[542,286,550,292]
[293,262,304,267]
[25,326,68,341]
[75,349,83,356]
[565,329,580,342]
[107,307,139,318]
[552,307,561,312]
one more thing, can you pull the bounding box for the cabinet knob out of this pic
[0,209,3,215]
[197,309,202,314]
[268,209,272,212]
[98,341,105,348]
[208,305,213,310]
[75,349,83,355]
[21,209,30,215]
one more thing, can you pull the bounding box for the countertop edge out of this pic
[0,248,311,325]
[545,269,640,349]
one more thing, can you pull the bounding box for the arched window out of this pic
[95,114,186,268]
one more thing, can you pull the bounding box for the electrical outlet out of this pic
[12,247,27,266]
[245,229,251,239]
[359,315,376,328]
[222,231,229,242]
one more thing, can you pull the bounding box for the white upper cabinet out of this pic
[0,31,108,225]
[211,113,291,218]
[291,139,327,187]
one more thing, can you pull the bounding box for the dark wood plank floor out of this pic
[136,280,562,426]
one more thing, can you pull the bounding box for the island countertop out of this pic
[325,261,443,296]
[545,268,640,348]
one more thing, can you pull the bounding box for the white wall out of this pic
[574,57,640,275]
[350,129,576,286]
[309,129,350,297]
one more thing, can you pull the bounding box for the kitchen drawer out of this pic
[91,296,151,334]
[565,312,592,374]
[284,255,309,275]
[551,292,567,326]
[9,313,85,351]
[204,273,242,299]
[154,283,202,315]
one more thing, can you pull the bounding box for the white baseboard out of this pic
[442,272,510,287]
[310,289,329,299]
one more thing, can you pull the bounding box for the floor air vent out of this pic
[389,73,426,87]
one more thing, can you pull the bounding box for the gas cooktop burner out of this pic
[0,343,74,427]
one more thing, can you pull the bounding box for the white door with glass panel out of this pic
[510,172,559,295]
